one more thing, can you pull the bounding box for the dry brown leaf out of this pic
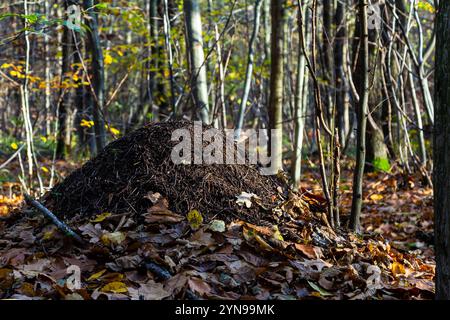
[294,243,323,259]
[188,277,212,296]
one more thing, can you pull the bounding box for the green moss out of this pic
[373,157,391,172]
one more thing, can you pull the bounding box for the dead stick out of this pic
[24,194,84,244]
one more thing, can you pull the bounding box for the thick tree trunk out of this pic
[184,0,210,124]
[434,0,450,300]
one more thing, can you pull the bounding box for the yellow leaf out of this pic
[187,209,203,230]
[163,68,170,78]
[40,136,47,143]
[391,261,406,276]
[117,50,124,57]
[1,63,12,69]
[43,230,54,240]
[104,53,113,65]
[254,234,274,251]
[101,281,128,293]
[369,194,383,201]
[10,143,18,150]
[271,225,284,241]
[87,269,107,281]
[80,119,94,128]
[90,212,112,223]
[9,70,19,77]
[109,127,120,136]
[41,166,49,173]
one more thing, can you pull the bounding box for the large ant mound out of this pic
[44,121,283,223]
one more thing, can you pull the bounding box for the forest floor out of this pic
[0,152,435,300]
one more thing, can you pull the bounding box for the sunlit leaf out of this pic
[187,209,203,230]
[101,281,128,293]
[87,269,107,281]
[90,212,112,223]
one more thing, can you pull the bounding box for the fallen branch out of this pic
[24,194,84,245]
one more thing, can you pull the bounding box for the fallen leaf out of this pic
[391,261,406,276]
[294,243,322,259]
[236,192,260,208]
[369,194,384,201]
[87,269,107,282]
[188,277,212,296]
[90,212,112,223]
[101,281,128,294]
[144,192,162,204]
[209,220,225,232]
[187,209,203,230]
[130,281,171,300]
[307,280,333,296]
[101,232,126,246]
[144,209,184,224]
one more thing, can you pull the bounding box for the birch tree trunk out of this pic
[434,0,450,300]
[184,0,210,124]
[291,4,310,188]
[234,0,263,140]
[268,0,286,173]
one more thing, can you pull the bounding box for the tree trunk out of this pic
[334,0,347,146]
[349,0,369,233]
[291,4,310,188]
[268,0,286,173]
[322,0,333,125]
[184,0,210,124]
[434,0,450,300]
[84,0,106,154]
[56,0,75,159]
[234,0,263,140]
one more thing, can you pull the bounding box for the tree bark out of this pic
[234,0,263,140]
[268,0,286,173]
[184,0,210,124]
[84,0,106,154]
[334,0,348,146]
[349,0,369,233]
[56,0,76,159]
[434,0,450,300]
[291,4,310,189]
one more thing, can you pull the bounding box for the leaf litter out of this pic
[0,121,435,300]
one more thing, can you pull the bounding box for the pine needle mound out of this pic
[44,121,282,223]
